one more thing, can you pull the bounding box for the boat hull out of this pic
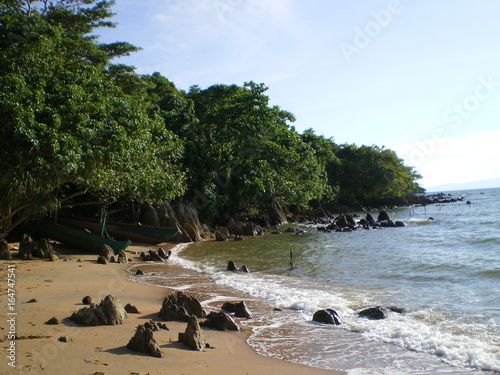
[37,220,131,253]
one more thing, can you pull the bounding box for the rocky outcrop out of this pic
[178,314,206,351]
[312,309,341,325]
[215,230,229,241]
[144,201,211,243]
[127,322,163,358]
[227,219,262,236]
[159,291,206,322]
[70,295,126,326]
[201,311,240,331]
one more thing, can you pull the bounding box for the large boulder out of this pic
[159,291,206,322]
[127,323,163,358]
[70,295,126,326]
[312,309,341,325]
[178,314,206,351]
[201,312,240,331]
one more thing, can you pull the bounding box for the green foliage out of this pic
[182,82,328,220]
[0,0,184,237]
[330,144,423,206]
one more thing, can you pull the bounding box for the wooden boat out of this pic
[37,220,131,253]
[57,216,180,244]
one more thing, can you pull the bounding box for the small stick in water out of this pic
[290,248,294,270]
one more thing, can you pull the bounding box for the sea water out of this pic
[133,188,500,374]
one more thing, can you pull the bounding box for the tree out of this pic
[183,82,328,220]
[330,144,423,206]
[0,1,185,238]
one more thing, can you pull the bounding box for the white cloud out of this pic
[386,129,500,188]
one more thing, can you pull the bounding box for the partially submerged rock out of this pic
[70,295,126,326]
[312,309,341,325]
[127,323,163,358]
[178,314,206,351]
[159,291,206,322]
[358,307,386,320]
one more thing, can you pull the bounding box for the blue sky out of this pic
[97,0,500,189]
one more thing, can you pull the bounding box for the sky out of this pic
[96,0,500,190]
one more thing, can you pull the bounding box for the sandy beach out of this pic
[0,243,344,375]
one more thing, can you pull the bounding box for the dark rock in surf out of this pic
[358,306,386,320]
[312,309,341,325]
[222,301,252,319]
[378,211,391,222]
[227,260,238,272]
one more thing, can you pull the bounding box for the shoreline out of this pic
[0,243,344,375]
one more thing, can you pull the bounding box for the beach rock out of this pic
[96,255,108,265]
[395,221,407,227]
[221,301,252,318]
[98,245,114,262]
[70,295,126,326]
[387,306,406,314]
[178,314,206,351]
[45,316,59,325]
[18,234,35,259]
[159,291,206,322]
[201,311,240,331]
[135,269,144,275]
[125,303,140,314]
[312,309,341,325]
[234,235,245,241]
[239,265,250,273]
[27,298,38,303]
[215,230,229,241]
[49,252,59,261]
[358,307,386,320]
[82,296,92,305]
[58,336,70,343]
[148,249,163,262]
[0,239,11,260]
[234,301,252,319]
[127,323,163,358]
[157,248,171,259]
[227,260,238,272]
[117,250,128,263]
[378,211,391,222]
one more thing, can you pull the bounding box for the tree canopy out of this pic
[0,0,185,237]
[0,1,424,238]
